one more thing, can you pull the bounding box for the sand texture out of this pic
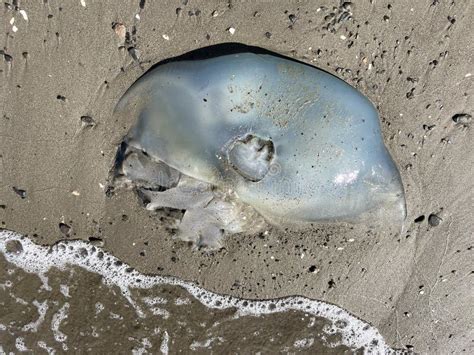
[1,0,473,353]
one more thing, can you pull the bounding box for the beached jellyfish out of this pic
[112,47,406,248]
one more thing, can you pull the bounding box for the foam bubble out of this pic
[94,302,104,315]
[37,341,55,354]
[0,230,393,353]
[190,337,225,350]
[132,337,152,355]
[51,303,69,350]
[15,337,28,351]
[160,331,169,355]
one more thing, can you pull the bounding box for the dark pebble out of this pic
[414,215,425,223]
[428,214,442,227]
[80,115,95,127]
[452,113,472,124]
[59,222,71,236]
[12,187,27,199]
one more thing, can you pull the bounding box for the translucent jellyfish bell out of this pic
[113,46,406,247]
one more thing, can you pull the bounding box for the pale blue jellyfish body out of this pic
[115,52,406,246]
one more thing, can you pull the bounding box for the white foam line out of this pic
[51,303,69,350]
[160,331,169,355]
[37,340,55,355]
[0,230,394,353]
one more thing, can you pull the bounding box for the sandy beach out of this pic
[1,0,473,353]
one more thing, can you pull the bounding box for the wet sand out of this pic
[0,231,387,353]
[1,0,473,353]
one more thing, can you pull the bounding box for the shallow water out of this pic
[0,230,394,353]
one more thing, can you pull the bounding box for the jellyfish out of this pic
[112,47,406,248]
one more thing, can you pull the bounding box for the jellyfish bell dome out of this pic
[113,45,406,247]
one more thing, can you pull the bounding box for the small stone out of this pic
[19,10,28,21]
[428,214,442,227]
[59,223,71,236]
[88,236,104,246]
[80,115,95,128]
[3,52,13,62]
[227,27,235,35]
[112,23,126,41]
[127,47,140,61]
[5,240,23,254]
[12,187,27,199]
[452,113,472,125]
